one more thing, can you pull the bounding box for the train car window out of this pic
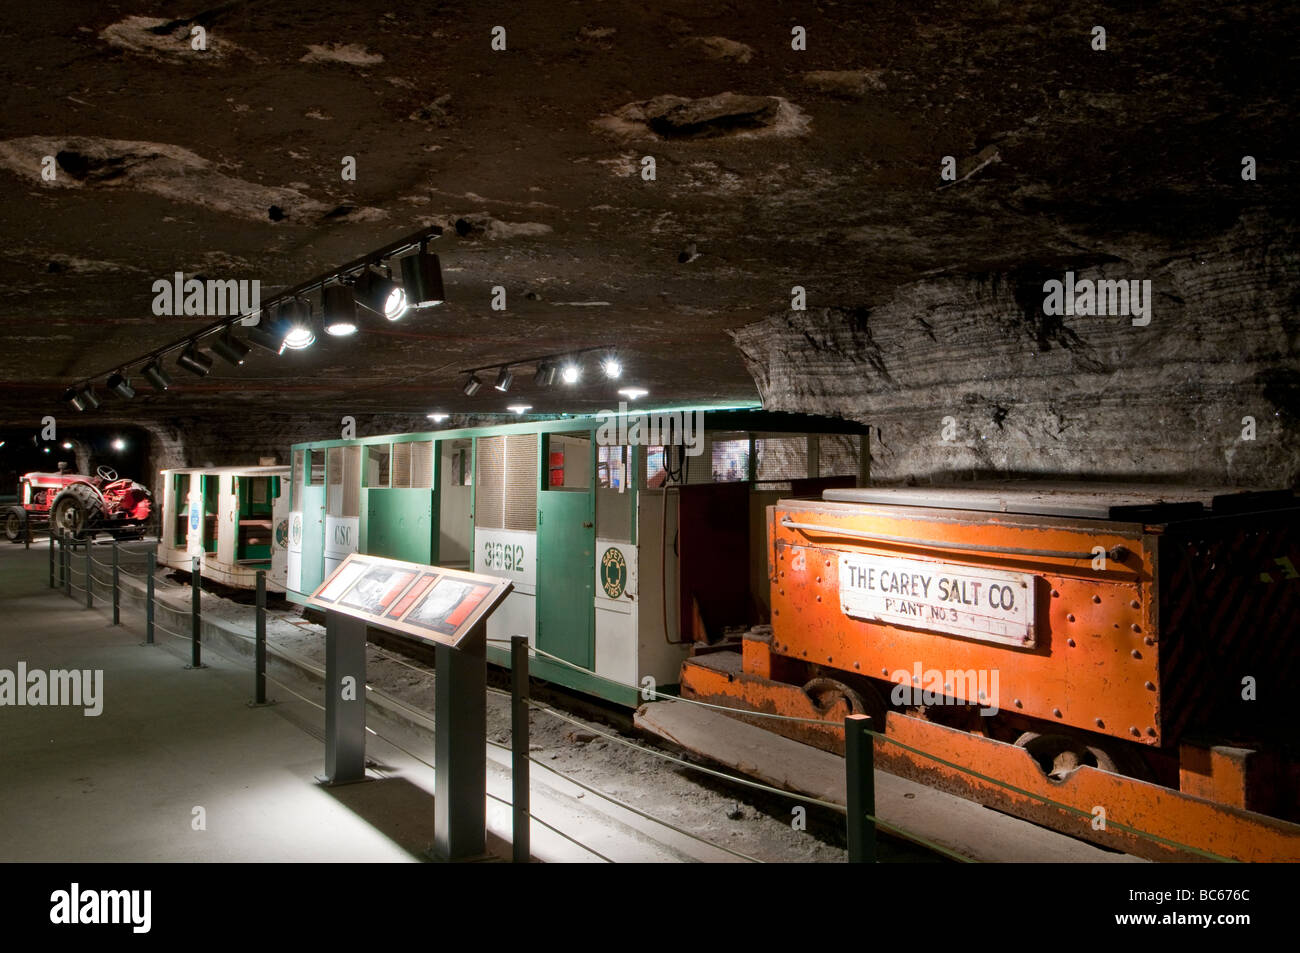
[449,445,471,486]
[326,446,360,518]
[547,433,591,490]
[290,451,301,510]
[172,473,188,546]
[364,444,391,488]
[504,433,538,530]
[711,438,750,483]
[409,441,433,488]
[755,435,809,482]
[596,445,633,542]
[817,433,861,477]
[391,443,411,488]
[308,450,325,486]
[474,435,504,529]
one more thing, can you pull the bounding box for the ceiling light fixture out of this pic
[355,268,408,321]
[142,360,173,392]
[561,362,581,385]
[322,285,358,337]
[106,371,136,399]
[618,387,648,400]
[277,299,316,350]
[601,355,622,379]
[63,388,87,412]
[426,413,449,422]
[462,374,482,397]
[177,343,214,377]
[210,332,251,366]
[81,388,100,410]
[534,362,556,387]
[507,404,532,415]
[247,311,286,355]
[494,367,513,393]
[400,243,445,308]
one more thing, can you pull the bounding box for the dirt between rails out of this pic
[152,562,942,863]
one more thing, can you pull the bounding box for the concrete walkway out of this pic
[0,541,420,862]
[0,542,754,863]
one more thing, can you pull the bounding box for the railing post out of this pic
[145,548,156,645]
[845,714,877,863]
[62,538,70,596]
[84,542,92,610]
[511,635,530,864]
[188,555,203,669]
[48,532,55,589]
[111,540,120,625]
[254,570,267,705]
[25,516,30,549]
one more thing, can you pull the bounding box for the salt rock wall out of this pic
[733,216,1300,487]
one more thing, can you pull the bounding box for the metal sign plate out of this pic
[838,553,1036,647]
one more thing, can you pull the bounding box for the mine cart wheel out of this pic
[1014,731,1123,782]
[4,508,25,543]
[804,677,886,727]
[50,484,101,540]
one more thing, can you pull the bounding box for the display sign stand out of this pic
[306,552,512,861]
[432,621,489,862]
[319,611,369,785]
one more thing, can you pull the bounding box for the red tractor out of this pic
[4,463,153,542]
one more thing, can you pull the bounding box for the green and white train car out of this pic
[159,465,292,591]
[284,407,869,703]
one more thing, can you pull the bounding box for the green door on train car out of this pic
[536,432,596,669]
[299,451,327,593]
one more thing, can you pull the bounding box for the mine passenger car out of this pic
[284,407,869,701]
[158,465,291,592]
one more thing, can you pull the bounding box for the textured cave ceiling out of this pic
[0,0,1295,432]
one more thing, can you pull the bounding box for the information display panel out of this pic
[308,552,511,648]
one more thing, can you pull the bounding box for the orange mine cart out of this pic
[678,484,1300,862]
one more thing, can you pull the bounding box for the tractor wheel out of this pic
[50,484,102,540]
[3,508,26,543]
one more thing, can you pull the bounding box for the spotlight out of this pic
[277,299,315,350]
[81,388,101,410]
[142,360,172,392]
[533,362,556,387]
[399,246,445,308]
[426,413,449,422]
[462,374,482,397]
[506,404,532,415]
[561,362,581,385]
[601,355,622,379]
[177,343,213,377]
[106,371,135,399]
[43,447,50,453]
[112,438,126,451]
[494,367,513,393]
[247,311,286,355]
[61,441,73,450]
[322,285,358,337]
[618,387,648,400]
[355,268,408,321]
[63,388,87,412]
[210,332,251,366]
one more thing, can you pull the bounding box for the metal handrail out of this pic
[778,517,1126,562]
